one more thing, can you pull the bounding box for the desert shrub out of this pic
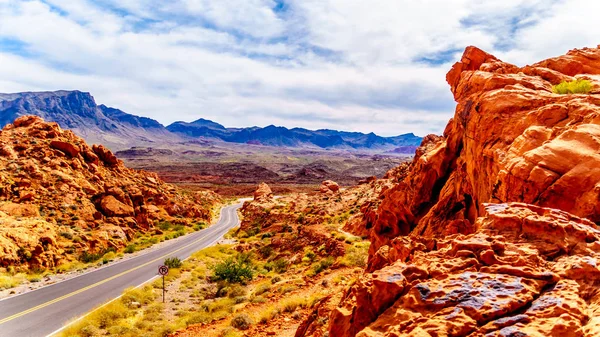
[194,222,207,231]
[227,284,247,298]
[281,296,308,313]
[164,257,183,269]
[186,312,212,325]
[271,276,282,284]
[273,258,289,274]
[311,257,335,275]
[259,306,281,324]
[258,245,274,258]
[278,284,297,294]
[245,226,261,237]
[90,301,129,328]
[78,324,101,337]
[231,314,253,330]
[251,296,267,303]
[0,274,25,290]
[553,79,592,94]
[124,244,137,254]
[59,231,73,240]
[260,232,274,239]
[211,256,254,284]
[121,286,155,308]
[79,251,103,263]
[303,248,316,262]
[17,247,33,262]
[220,327,243,337]
[341,243,369,268]
[157,221,172,231]
[253,281,272,296]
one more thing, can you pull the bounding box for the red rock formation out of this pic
[371,45,600,253]
[0,116,221,269]
[331,203,600,337]
[317,46,600,337]
[319,180,340,193]
[253,182,274,202]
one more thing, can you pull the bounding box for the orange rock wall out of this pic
[324,46,600,337]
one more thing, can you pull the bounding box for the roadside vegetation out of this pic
[552,79,592,94]
[59,226,369,337]
[0,219,208,293]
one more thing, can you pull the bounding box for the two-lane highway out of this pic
[0,201,245,337]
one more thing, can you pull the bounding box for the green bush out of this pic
[157,221,172,231]
[124,245,137,254]
[164,257,183,269]
[553,79,592,94]
[311,257,335,275]
[211,255,254,284]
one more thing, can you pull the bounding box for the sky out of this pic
[0,0,598,136]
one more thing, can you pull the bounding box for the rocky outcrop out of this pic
[319,180,340,193]
[253,182,273,202]
[371,45,600,253]
[0,116,220,269]
[312,46,600,337]
[99,195,135,217]
[331,203,600,337]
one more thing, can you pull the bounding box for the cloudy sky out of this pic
[0,0,598,136]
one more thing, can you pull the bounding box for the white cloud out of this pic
[0,0,597,137]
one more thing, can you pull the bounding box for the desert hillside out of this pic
[0,115,220,271]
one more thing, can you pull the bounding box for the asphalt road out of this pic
[0,201,245,337]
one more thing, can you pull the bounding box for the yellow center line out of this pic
[0,228,219,326]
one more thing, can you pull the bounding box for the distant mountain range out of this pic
[0,90,423,152]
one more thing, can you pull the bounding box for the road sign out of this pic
[158,265,169,303]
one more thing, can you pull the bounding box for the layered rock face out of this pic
[324,46,600,337]
[0,116,220,269]
[371,46,600,251]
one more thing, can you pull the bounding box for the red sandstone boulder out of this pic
[320,180,340,193]
[253,182,273,202]
[92,144,120,166]
[99,195,135,217]
[50,140,80,158]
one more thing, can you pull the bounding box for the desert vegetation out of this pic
[552,79,592,94]
[58,180,375,337]
[58,237,363,337]
[0,219,209,294]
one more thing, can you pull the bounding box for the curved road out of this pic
[0,201,244,337]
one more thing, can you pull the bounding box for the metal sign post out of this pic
[158,265,169,303]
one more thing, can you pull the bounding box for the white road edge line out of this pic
[0,205,231,304]
[44,220,232,337]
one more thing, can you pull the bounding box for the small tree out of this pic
[211,255,254,284]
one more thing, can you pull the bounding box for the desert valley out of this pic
[1,1,600,337]
[1,44,600,337]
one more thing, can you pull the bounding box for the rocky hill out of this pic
[0,91,176,150]
[0,115,220,270]
[312,46,600,337]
